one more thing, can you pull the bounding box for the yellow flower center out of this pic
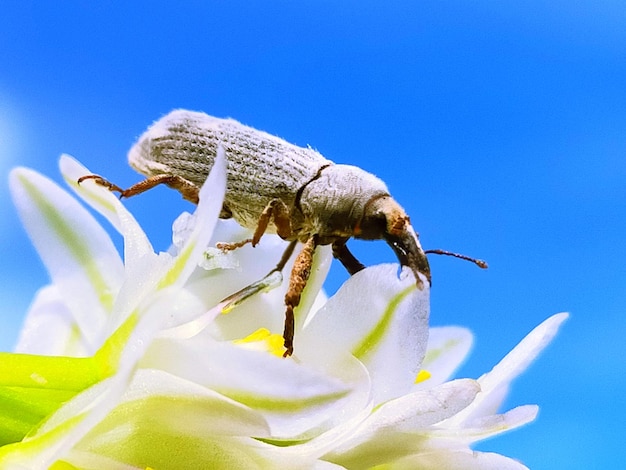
[234,328,285,357]
[415,369,432,384]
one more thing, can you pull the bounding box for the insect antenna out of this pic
[424,249,488,269]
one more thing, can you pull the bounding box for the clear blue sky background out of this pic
[1,2,624,468]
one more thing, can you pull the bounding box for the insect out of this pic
[79,110,486,356]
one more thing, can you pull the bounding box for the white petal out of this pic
[480,313,568,395]
[109,148,227,333]
[293,405,373,461]
[142,337,365,438]
[203,228,332,345]
[12,290,191,466]
[9,167,124,351]
[370,379,481,431]
[432,405,538,444]
[60,155,158,284]
[416,326,473,388]
[388,450,530,470]
[298,264,430,404]
[13,285,89,356]
[325,379,480,463]
[85,369,270,439]
[70,433,328,470]
[466,404,538,439]
[155,146,226,291]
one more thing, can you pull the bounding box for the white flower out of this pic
[0,152,567,469]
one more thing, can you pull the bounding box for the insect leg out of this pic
[252,199,293,246]
[332,241,366,275]
[217,198,293,251]
[78,174,200,204]
[283,235,318,357]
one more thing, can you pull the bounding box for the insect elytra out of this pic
[79,110,485,356]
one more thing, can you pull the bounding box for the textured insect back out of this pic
[128,112,220,187]
[128,110,333,233]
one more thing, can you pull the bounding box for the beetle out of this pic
[79,109,486,356]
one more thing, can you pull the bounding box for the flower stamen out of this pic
[415,369,432,384]
[235,328,285,357]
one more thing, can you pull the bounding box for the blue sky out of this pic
[1,2,624,467]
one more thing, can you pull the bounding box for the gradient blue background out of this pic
[1,2,624,468]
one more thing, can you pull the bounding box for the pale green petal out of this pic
[56,450,140,470]
[68,436,312,470]
[416,326,473,388]
[81,369,270,442]
[0,352,102,448]
[0,377,126,469]
[9,167,124,352]
[0,288,199,465]
[142,337,359,438]
[298,264,430,404]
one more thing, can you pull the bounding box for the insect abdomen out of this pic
[128,110,333,230]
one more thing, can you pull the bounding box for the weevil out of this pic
[79,110,486,356]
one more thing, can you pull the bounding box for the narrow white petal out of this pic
[60,154,156,270]
[466,404,538,438]
[59,154,126,235]
[446,312,568,425]
[479,313,569,395]
[109,148,227,333]
[156,146,226,291]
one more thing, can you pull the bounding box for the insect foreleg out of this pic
[78,174,200,204]
[283,235,318,357]
[332,241,366,275]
